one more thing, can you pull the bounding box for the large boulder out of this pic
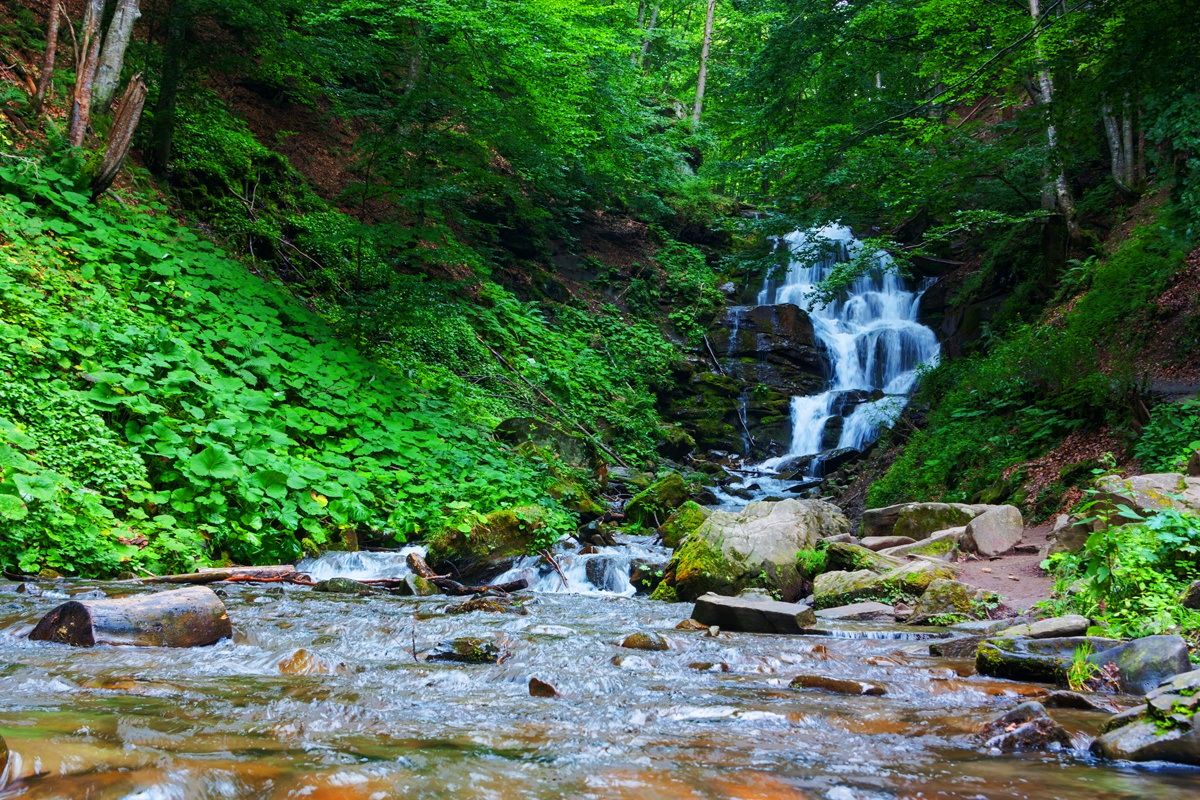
[879,528,963,560]
[1093,473,1200,518]
[657,499,850,601]
[494,417,597,470]
[426,505,546,576]
[892,503,986,540]
[813,561,956,609]
[976,636,1121,685]
[823,541,902,573]
[964,505,1024,556]
[658,501,710,549]
[625,472,690,526]
[906,579,990,625]
[1092,669,1200,765]
[691,592,817,634]
[1091,635,1192,694]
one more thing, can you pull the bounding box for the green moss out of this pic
[824,542,896,573]
[663,532,744,601]
[659,501,710,549]
[427,505,546,563]
[649,582,679,603]
[625,472,690,526]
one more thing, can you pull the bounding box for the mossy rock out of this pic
[662,533,745,601]
[824,542,901,573]
[625,472,690,526]
[313,577,375,595]
[426,505,546,565]
[907,579,987,625]
[546,474,605,519]
[659,501,711,549]
[649,582,680,603]
[893,504,982,540]
[813,561,956,609]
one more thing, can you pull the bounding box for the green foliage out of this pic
[1044,510,1200,639]
[794,543,828,583]
[1067,643,1102,692]
[0,159,565,576]
[1134,399,1200,473]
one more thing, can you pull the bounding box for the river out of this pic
[0,566,1195,799]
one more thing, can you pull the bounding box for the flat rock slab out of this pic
[814,601,895,622]
[790,674,886,695]
[860,536,915,551]
[691,592,816,634]
[929,634,985,659]
[29,586,232,648]
[996,615,1091,640]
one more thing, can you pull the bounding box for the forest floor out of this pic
[957,521,1055,612]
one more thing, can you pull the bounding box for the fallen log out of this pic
[29,586,232,647]
[404,552,528,596]
[142,565,298,585]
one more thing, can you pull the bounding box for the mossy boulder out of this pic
[824,542,901,573]
[426,505,546,572]
[893,503,984,540]
[813,561,956,609]
[907,579,989,625]
[624,472,690,526]
[659,501,711,549]
[649,582,680,603]
[879,528,963,559]
[659,533,745,600]
[546,474,605,520]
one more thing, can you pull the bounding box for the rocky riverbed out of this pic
[1,577,1198,799]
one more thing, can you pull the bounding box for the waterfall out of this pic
[490,535,671,597]
[749,225,939,485]
[297,546,428,581]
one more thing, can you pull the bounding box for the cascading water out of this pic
[726,224,940,500]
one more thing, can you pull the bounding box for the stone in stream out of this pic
[313,577,375,595]
[675,618,710,631]
[1090,635,1192,694]
[994,615,1090,640]
[620,631,670,651]
[624,472,690,526]
[1043,690,1122,714]
[814,601,895,623]
[528,677,560,698]
[690,593,817,634]
[402,574,440,597]
[963,505,1024,556]
[789,674,886,696]
[1092,668,1200,765]
[28,586,232,648]
[859,536,916,551]
[929,635,986,659]
[445,597,513,615]
[426,637,504,664]
[980,701,1071,752]
[906,579,992,625]
[976,636,1121,685]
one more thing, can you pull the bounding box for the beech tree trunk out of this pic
[637,4,660,66]
[33,2,63,113]
[68,0,107,147]
[1026,0,1079,240]
[93,0,142,110]
[692,0,716,126]
[29,586,232,647]
[90,74,148,199]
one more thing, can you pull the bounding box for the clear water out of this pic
[0,574,1193,799]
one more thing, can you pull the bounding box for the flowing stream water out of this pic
[720,226,941,502]
[0,554,1195,799]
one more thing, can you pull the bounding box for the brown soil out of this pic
[955,522,1055,612]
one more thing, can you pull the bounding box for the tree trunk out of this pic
[28,586,232,647]
[68,0,107,147]
[90,74,148,199]
[33,2,62,113]
[149,0,189,174]
[93,0,142,110]
[637,4,660,66]
[692,0,716,126]
[1027,0,1079,240]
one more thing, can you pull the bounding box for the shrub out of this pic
[1134,399,1200,472]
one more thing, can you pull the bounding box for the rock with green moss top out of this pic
[1092,668,1200,765]
[426,636,504,664]
[546,474,605,520]
[314,577,375,595]
[879,528,963,559]
[655,499,850,601]
[907,579,989,625]
[824,542,902,573]
[624,472,690,526]
[659,501,711,549]
[393,574,439,597]
[893,503,986,540]
[426,505,546,568]
[975,636,1122,684]
[813,561,956,609]
[649,582,680,603]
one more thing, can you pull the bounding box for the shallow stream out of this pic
[0,573,1196,799]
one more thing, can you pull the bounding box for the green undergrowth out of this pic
[0,159,575,577]
[870,205,1195,510]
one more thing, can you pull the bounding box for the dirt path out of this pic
[954,522,1055,612]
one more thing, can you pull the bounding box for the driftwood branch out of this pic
[405,551,529,595]
[142,565,299,584]
[540,548,569,590]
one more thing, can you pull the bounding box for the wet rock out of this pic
[1092,668,1200,765]
[675,618,710,631]
[790,674,886,696]
[624,472,690,526]
[278,648,345,676]
[620,631,670,651]
[814,601,895,622]
[878,528,963,559]
[403,574,440,597]
[976,636,1121,685]
[629,560,665,594]
[906,579,991,625]
[445,597,513,615]
[656,498,850,601]
[16,582,42,596]
[658,501,711,549]
[1091,635,1192,694]
[425,505,547,578]
[528,677,559,698]
[1180,580,1200,610]
[1093,472,1200,518]
[427,637,503,664]
[313,577,375,595]
[964,505,1024,556]
[995,615,1090,640]
[29,586,232,648]
[611,654,652,671]
[689,661,731,672]
[860,536,916,551]
[981,701,1071,752]
[929,635,985,659]
[1044,690,1121,714]
[527,624,574,637]
[585,558,627,594]
[691,592,817,634]
[813,561,956,609]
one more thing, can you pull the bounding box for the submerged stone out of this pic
[981,701,1071,752]
[427,637,503,664]
[790,674,886,696]
[620,631,670,651]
